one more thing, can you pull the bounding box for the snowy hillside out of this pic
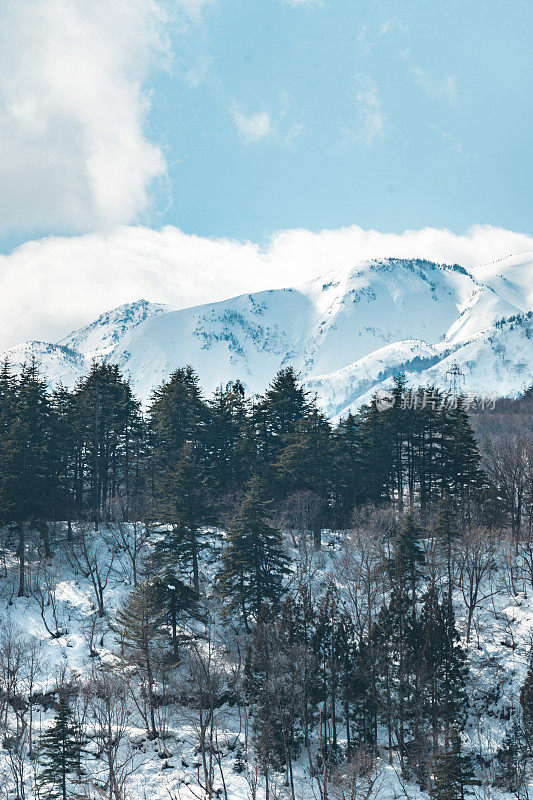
[1,523,532,800]
[2,256,532,408]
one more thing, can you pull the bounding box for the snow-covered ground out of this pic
[1,523,532,799]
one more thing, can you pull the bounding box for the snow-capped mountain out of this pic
[59,298,167,360]
[2,256,532,415]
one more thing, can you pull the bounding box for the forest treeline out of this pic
[1,359,533,800]
[0,359,515,558]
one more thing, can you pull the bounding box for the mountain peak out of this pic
[1,255,531,412]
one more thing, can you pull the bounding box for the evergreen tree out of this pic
[419,583,468,757]
[358,399,395,505]
[439,397,482,515]
[433,495,461,604]
[150,567,200,660]
[375,513,425,772]
[392,511,425,613]
[216,479,290,631]
[244,610,305,781]
[275,407,332,547]
[413,386,444,508]
[148,365,209,474]
[254,367,310,467]
[312,585,352,758]
[430,727,479,800]
[331,412,362,528]
[154,441,213,592]
[70,363,140,525]
[520,649,533,752]
[0,359,18,522]
[0,359,55,595]
[115,582,167,736]
[38,694,86,800]
[207,380,253,497]
[494,719,528,794]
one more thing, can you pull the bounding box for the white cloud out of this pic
[429,123,470,157]
[1,223,533,350]
[232,108,273,143]
[176,0,216,16]
[0,0,169,237]
[343,75,386,146]
[411,65,458,105]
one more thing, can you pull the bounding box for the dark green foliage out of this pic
[69,362,142,522]
[0,359,54,524]
[254,367,310,468]
[331,412,362,527]
[216,478,290,630]
[150,567,200,660]
[430,728,479,800]
[494,720,528,794]
[37,694,86,800]
[148,365,208,470]
[208,380,253,496]
[245,608,306,774]
[115,581,167,736]
[520,649,533,751]
[419,583,468,745]
[154,441,213,592]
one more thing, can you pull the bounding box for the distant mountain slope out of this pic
[60,299,166,361]
[1,256,532,411]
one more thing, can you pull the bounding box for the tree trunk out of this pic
[17,522,25,597]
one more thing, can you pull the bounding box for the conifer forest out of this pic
[1,359,533,800]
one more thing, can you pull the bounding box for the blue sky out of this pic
[150,0,532,242]
[0,0,531,252]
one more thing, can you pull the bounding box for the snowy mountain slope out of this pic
[470,251,533,312]
[110,257,520,399]
[60,298,166,361]
[326,314,533,420]
[0,300,167,390]
[1,256,532,410]
[110,287,316,400]
[0,340,87,388]
[305,339,445,418]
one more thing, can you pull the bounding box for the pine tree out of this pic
[254,367,310,468]
[331,412,362,528]
[154,441,213,593]
[244,611,305,781]
[520,649,533,753]
[430,727,479,800]
[148,365,209,474]
[312,584,353,758]
[0,359,17,523]
[150,567,200,660]
[374,513,425,772]
[0,359,55,595]
[207,380,252,497]
[494,719,528,794]
[215,479,290,631]
[439,397,482,515]
[115,582,167,736]
[275,407,332,547]
[433,495,460,604]
[392,511,425,612]
[70,363,140,525]
[358,399,395,505]
[38,694,86,800]
[419,583,468,757]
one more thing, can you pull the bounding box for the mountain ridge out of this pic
[2,255,532,415]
